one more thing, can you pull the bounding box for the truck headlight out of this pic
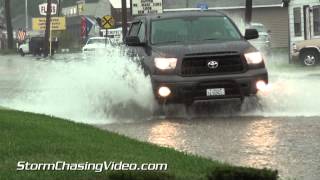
[245,52,263,64]
[154,58,177,70]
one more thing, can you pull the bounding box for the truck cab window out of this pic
[129,22,141,37]
[294,7,302,37]
[313,6,320,36]
[138,22,146,42]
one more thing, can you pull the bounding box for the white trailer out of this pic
[289,0,320,60]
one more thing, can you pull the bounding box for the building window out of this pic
[294,7,302,37]
[313,6,320,36]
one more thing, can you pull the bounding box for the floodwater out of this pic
[0,49,320,179]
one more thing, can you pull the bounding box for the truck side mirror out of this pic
[125,36,145,46]
[245,29,259,40]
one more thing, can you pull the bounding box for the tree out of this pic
[4,0,14,49]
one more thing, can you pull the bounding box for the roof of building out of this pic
[163,0,284,9]
[144,10,226,20]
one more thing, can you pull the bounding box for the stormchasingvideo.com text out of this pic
[17,161,168,172]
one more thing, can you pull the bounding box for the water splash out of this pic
[4,47,155,123]
[243,53,320,117]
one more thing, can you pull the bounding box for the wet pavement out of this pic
[99,117,320,180]
[1,53,320,179]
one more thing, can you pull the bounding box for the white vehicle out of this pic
[82,37,112,54]
[18,36,58,56]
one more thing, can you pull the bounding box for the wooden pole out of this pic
[121,0,127,42]
[43,0,52,57]
[245,0,252,25]
[4,0,14,49]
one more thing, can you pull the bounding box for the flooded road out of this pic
[100,117,320,180]
[0,52,320,179]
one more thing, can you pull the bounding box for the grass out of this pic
[0,49,17,55]
[0,109,277,180]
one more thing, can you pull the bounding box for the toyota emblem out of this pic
[208,60,219,69]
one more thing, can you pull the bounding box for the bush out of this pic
[207,166,278,180]
[0,48,17,55]
[108,171,176,180]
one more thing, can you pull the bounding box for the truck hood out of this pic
[150,40,253,58]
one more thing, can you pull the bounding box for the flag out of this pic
[80,16,95,39]
[81,16,86,39]
[17,29,27,42]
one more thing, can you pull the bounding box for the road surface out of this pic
[0,53,319,179]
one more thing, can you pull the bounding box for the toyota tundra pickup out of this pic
[125,11,268,107]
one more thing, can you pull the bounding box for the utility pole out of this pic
[43,0,52,57]
[245,0,252,25]
[121,0,127,42]
[57,0,61,16]
[25,0,28,30]
[4,0,13,49]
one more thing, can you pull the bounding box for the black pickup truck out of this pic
[125,11,268,107]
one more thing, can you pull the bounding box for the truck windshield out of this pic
[151,16,242,44]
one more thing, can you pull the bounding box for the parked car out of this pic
[125,11,268,110]
[248,23,271,56]
[82,37,112,55]
[292,39,320,66]
[18,36,58,56]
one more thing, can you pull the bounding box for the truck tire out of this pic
[19,49,25,57]
[300,49,319,66]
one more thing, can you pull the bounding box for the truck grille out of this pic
[181,55,245,76]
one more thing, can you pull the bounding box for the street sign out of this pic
[101,15,115,29]
[132,0,163,15]
[39,3,57,16]
[32,17,66,31]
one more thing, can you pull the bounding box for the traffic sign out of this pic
[101,15,115,29]
[132,0,163,15]
[39,3,57,16]
[17,30,27,42]
[32,17,66,31]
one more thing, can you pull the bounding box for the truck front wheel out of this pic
[300,49,319,66]
[19,49,25,56]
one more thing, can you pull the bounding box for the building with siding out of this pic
[163,0,289,48]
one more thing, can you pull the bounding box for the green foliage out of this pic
[207,166,278,180]
[0,48,16,55]
[108,171,175,180]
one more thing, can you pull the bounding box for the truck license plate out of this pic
[206,88,225,96]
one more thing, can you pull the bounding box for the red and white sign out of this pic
[39,3,57,16]
[17,30,27,42]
